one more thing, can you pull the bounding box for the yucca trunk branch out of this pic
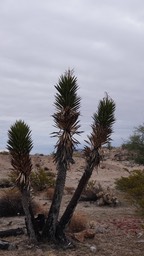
[56,94,115,238]
[56,148,100,236]
[42,132,73,240]
[42,160,67,240]
[21,189,38,243]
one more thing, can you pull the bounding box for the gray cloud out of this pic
[0,0,144,153]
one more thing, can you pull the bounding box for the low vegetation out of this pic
[30,168,56,191]
[0,188,39,217]
[122,123,144,164]
[0,178,13,188]
[8,167,56,192]
[115,169,144,214]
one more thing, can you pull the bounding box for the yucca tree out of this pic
[56,94,116,238]
[7,120,37,243]
[42,70,81,241]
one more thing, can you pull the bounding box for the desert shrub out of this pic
[115,169,144,213]
[0,188,38,217]
[83,180,103,196]
[68,212,88,233]
[116,170,144,193]
[47,187,55,200]
[35,163,40,168]
[135,155,144,165]
[0,151,9,155]
[0,178,13,188]
[122,124,144,164]
[8,167,56,191]
[30,168,56,191]
[0,188,23,217]
[86,180,97,190]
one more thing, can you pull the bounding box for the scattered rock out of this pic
[89,221,96,229]
[137,232,143,239]
[81,182,119,207]
[90,245,97,253]
[95,225,108,234]
[35,248,43,256]
[72,229,95,242]
[137,239,144,243]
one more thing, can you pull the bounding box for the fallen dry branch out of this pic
[0,228,24,238]
[79,194,98,201]
[0,240,17,250]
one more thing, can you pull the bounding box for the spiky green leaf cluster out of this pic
[53,70,81,165]
[84,94,115,169]
[54,69,81,113]
[94,93,115,130]
[53,70,81,133]
[7,120,33,154]
[7,120,33,188]
[87,93,116,149]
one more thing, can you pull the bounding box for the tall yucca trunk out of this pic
[21,189,38,242]
[42,156,68,240]
[42,70,81,241]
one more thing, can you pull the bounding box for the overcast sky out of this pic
[0,0,144,154]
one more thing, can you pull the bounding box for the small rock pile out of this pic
[81,182,119,207]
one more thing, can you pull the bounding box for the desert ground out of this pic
[0,148,144,256]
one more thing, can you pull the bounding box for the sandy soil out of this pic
[0,149,144,256]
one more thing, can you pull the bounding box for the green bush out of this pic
[115,169,144,213]
[8,167,56,191]
[30,168,56,191]
[135,155,144,165]
[122,124,144,165]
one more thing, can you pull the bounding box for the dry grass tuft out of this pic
[68,212,88,233]
[47,187,55,200]
[64,186,75,195]
[0,188,39,217]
